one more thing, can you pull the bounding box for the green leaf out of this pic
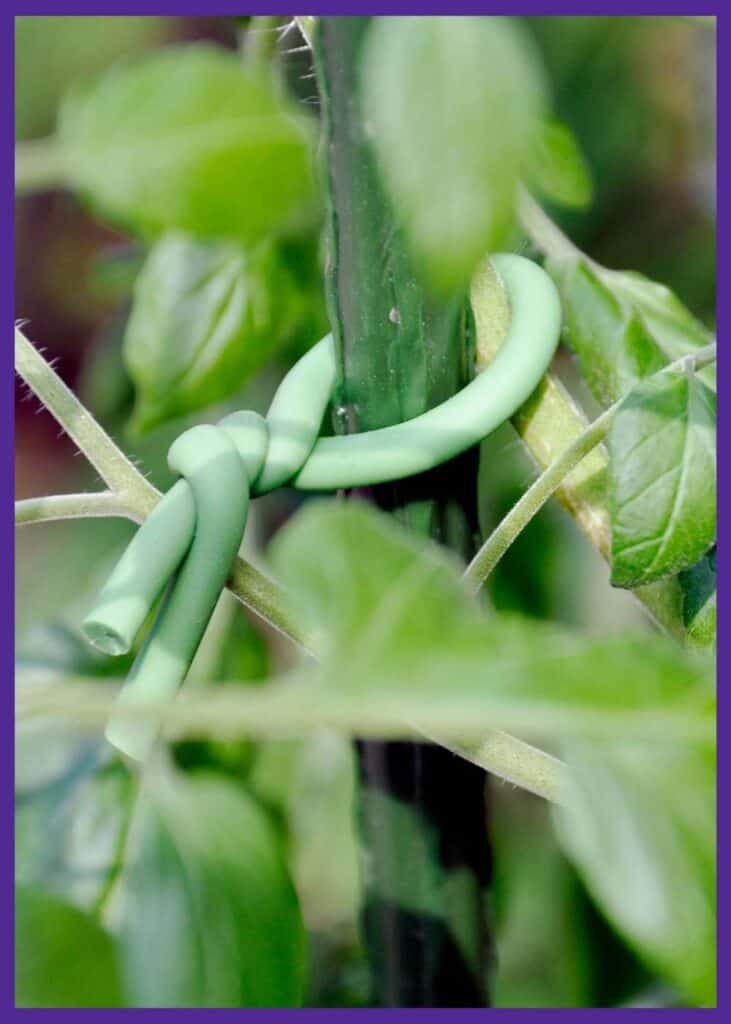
[555,739,716,1006]
[252,734,361,931]
[58,44,316,244]
[123,233,309,432]
[15,630,133,916]
[269,502,715,1000]
[285,735,361,931]
[120,771,306,1007]
[15,622,126,794]
[492,800,649,1007]
[548,256,715,408]
[609,371,716,587]
[15,16,169,140]
[527,119,594,209]
[360,16,545,291]
[15,884,125,1007]
[680,552,717,649]
[269,501,713,743]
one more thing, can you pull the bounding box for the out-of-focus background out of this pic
[15,16,716,1009]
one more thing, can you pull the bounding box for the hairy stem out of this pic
[15,491,133,525]
[17,676,712,752]
[467,407,613,589]
[471,250,713,644]
[466,343,717,590]
[240,14,280,65]
[11,676,560,806]
[420,727,568,805]
[15,326,306,647]
[518,188,584,264]
[15,326,156,505]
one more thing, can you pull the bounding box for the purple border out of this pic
[1,2,724,13]
[7,3,722,1020]
[6,3,727,14]
[715,7,724,1017]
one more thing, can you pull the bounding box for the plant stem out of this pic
[15,326,155,505]
[315,17,491,1006]
[19,678,570,801]
[15,491,132,525]
[240,14,280,65]
[470,254,715,645]
[14,331,716,810]
[18,675,712,778]
[14,326,306,648]
[92,771,141,921]
[420,727,568,805]
[464,341,716,591]
[17,675,713,757]
[466,405,613,589]
[15,137,69,195]
[518,187,585,264]
[14,326,575,808]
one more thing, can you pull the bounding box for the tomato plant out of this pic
[15,14,716,1009]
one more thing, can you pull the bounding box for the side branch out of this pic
[14,326,306,648]
[470,259,714,645]
[15,491,134,525]
[465,344,717,591]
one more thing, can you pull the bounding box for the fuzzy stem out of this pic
[17,676,712,751]
[15,491,132,525]
[465,343,716,590]
[471,246,714,645]
[14,326,306,648]
[17,677,570,804]
[240,14,280,65]
[467,406,613,589]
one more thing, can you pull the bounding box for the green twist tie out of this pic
[84,254,562,761]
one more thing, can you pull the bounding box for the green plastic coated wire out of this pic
[85,253,562,761]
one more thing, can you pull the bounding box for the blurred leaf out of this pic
[527,17,654,225]
[478,422,588,625]
[609,371,716,586]
[492,800,648,1007]
[270,501,715,1000]
[14,624,132,912]
[680,551,716,649]
[58,44,316,244]
[88,246,145,302]
[249,734,360,932]
[287,735,361,931]
[527,119,594,209]
[360,16,545,291]
[493,822,591,1007]
[60,767,133,911]
[555,739,716,1007]
[548,256,716,408]
[15,15,169,140]
[15,623,125,795]
[173,604,270,776]
[15,766,131,914]
[217,607,270,681]
[78,308,135,423]
[123,233,310,433]
[120,771,306,1007]
[269,501,713,742]
[249,739,304,813]
[17,620,126,678]
[16,884,125,1007]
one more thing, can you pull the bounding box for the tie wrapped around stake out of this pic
[83,254,562,761]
